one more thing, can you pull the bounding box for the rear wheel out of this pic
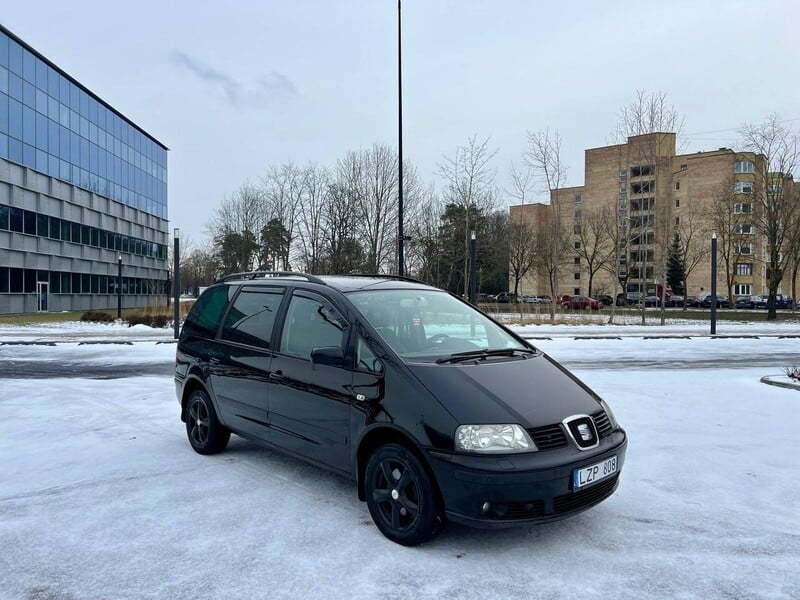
[365,444,444,546]
[186,389,230,455]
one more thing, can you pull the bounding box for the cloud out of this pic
[170,51,297,107]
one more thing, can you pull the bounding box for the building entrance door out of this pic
[37,282,49,312]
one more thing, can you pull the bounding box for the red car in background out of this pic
[558,295,601,310]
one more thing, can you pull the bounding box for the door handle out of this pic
[269,370,283,382]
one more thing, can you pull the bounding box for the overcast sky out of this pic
[4,1,799,242]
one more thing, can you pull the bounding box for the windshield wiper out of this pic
[435,347,537,364]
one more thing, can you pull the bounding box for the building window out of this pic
[675,217,680,226]
[733,223,753,235]
[574,241,581,249]
[631,181,655,194]
[736,263,753,276]
[734,181,754,194]
[734,243,752,255]
[574,209,582,219]
[680,164,688,171]
[674,181,680,191]
[574,256,581,265]
[574,194,582,203]
[619,170,627,180]
[675,199,680,208]
[631,198,655,212]
[574,272,581,280]
[631,165,654,177]
[734,202,753,214]
[574,288,581,295]
[734,283,752,296]
[734,160,755,174]
[573,225,581,234]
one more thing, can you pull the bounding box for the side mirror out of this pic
[310,346,345,368]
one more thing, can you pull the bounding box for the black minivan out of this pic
[175,272,627,545]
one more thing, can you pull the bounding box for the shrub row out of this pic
[127,313,170,328]
[79,311,115,323]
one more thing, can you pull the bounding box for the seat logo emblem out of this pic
[577,423,593,441]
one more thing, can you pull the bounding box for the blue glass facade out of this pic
[0,28,168,219]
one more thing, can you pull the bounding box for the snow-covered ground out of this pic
[1,323,799,599]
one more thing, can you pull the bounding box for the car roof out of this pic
[216,271,439,293]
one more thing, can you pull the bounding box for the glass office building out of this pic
[0,24,169,314]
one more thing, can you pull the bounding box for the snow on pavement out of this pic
[0,324,798,599]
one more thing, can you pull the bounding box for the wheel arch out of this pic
[180,375,210,423]
[355,425,443,506]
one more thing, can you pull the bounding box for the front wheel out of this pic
[186,389,230,455]
[365,443,444,546]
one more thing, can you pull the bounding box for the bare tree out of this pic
[525,128,568,319]
[675,212,710,305]
[739,114,800,319]
[437,135,498,297]
[405,183,443,285]
[261,163,304,270]
[613,90,684,324]
[207,183,265,273]
[295,162,330,273]
[506,160,535,205]
[508,216,539,296]
[574,206,616,297]
[705,176,745,301]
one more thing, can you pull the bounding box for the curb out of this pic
[760,376,800,391]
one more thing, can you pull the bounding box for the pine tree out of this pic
[667,232,686,295]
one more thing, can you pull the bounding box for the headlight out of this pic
[599,399,619,429]
[455,424,537,454]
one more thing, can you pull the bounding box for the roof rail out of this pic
[216,271,327,285]
[339,273,427,285]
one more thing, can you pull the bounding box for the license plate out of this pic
[573,456,617,489]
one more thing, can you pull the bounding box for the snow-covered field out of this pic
[1,322,799,599]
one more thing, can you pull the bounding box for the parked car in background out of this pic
[754,294,796,309]
[735,295,757,309]
[495,292,519,304]
[684,296,700,308]
[642,295,661,307]
[523,294,552,304]
[593,294,614,307]
[560,295,601,310]
[700,295,732,308]
[664,295,683,307]
[616,293,628,306]
[476,293,494,303]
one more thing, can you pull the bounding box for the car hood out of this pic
[407,353,603,428]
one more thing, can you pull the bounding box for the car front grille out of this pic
[528,423,568,450]
[592,410,613,438]
[554,474,619,513]
[528,409,614,451]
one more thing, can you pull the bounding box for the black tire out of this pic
[365,443,444,546]
[185,389,230,455]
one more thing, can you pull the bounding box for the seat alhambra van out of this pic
[175,272,627,545]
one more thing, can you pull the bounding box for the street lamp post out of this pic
[397,0,404,276]
[117,254,122,320]
[469,230,477,305]
[174,228,181,340]
[711,231,717,335]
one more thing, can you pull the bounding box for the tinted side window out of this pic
[182,285,229,339]
[280,295,347,359]
[356,336,383,375]
[221,289,283,349]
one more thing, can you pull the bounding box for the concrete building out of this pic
[0,24,168,314]
[511,132,790,302]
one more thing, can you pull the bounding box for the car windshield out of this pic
[347,288,528,361]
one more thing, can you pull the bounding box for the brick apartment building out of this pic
[511,132,794,302]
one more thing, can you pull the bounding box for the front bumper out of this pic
[426,430,627,528]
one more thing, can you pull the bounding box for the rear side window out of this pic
[182,285,229,339]
[221,289,284,349]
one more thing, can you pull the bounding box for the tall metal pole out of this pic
[710,231,717,335]
[174,228,181,340]
[397,0,404,276]
[117,254,122,319]
[469,230,477,305]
